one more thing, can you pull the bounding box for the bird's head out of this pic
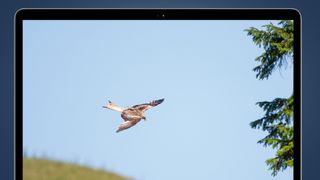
[142,116,147,121]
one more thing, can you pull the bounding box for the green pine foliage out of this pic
[246,20,294,80]
[245,20,294,176]
[250,95,294,176]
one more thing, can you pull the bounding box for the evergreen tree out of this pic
[245,20,294,176]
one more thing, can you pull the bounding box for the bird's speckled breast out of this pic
[121,108,143,122]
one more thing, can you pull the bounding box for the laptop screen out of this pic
[17,10,300,180]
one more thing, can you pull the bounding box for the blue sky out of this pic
[23,20,293,180]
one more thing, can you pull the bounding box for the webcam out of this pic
[156,13,166,18]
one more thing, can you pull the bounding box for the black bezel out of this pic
[15,9,301,180]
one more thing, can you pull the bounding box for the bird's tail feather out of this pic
[103,101,124,112]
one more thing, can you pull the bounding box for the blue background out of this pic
[0,1,318,180]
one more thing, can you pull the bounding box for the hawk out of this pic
[103,99,164,133]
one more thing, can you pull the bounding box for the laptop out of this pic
[15,9,301,180]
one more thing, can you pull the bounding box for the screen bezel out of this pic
[15,9,301,180]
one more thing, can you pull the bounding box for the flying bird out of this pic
[103,99,164,133]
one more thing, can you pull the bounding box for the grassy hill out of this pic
[23,158,130,180]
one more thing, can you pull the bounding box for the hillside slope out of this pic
[23,158,129,180]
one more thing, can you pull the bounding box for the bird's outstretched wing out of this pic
[116,121,135,133]
[131,98,164,112]
[103,101,124,112]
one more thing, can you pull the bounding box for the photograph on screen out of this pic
[22,19,294,180]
